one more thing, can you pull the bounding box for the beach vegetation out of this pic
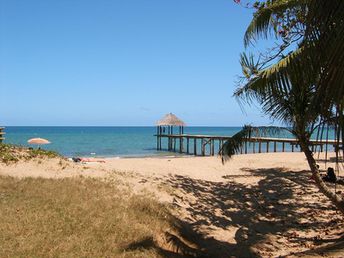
[0,143,61,164]
[222,0,344,213]
[0,151,19,164]
[0,144,20,164]
[0,176,185,257]
[27,147,60,159]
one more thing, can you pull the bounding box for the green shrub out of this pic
[0,143,61,164]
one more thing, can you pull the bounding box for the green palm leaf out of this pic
[244,0,307,47]
[220,125,285,163]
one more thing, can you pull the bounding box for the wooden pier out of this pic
[0,127,5,143]
[155,133,339,156]
[154,114,339,156]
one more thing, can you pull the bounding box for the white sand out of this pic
[1,152,343,257]
[0,152,313,180]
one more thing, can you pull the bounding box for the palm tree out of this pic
[304,0,344,111]
[222,0,344,213]
[304,0,344,162]
[243,0,343,118]
[223,58,344,212]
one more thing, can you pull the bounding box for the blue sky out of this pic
[0,0,271,126]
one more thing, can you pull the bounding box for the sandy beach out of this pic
[1,152,343,257]
[0,152,321,181]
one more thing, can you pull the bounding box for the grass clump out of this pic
[27,148,60,159]
[0,143,60,164]
[0,144,19,164]
[0,176,173,257]
[0,152,19,164]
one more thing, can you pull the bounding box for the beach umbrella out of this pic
[27,138,51,148]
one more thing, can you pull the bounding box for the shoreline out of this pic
[68,152,193,160]
[1,151,339,181]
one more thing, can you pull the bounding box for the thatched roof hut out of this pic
[155,113,186,151]
[156,113,186,126]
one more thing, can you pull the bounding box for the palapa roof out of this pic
[156,113,186,126]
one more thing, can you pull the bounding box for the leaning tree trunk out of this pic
[299,137,344,214]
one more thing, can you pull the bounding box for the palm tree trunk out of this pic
[299,137,344,214]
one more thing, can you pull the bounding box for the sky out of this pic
[0,0,272,126]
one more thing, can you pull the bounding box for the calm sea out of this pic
[2,126,335,158]
[3,126,244,157]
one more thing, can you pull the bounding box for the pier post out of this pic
[266,141,269,153]
[160,127,163,150]
[211,139,214,156]
[179,137,183,153]
[274,141,277,152]
[201,139,205,156]
[187,138,190,154]
[156,126,159,150]
[167,127,171,150]
[258,141,262,153]
[160,133,162,150]
[0,127,4,143]
[194,138,197,155]
[282,142,285,152]
[253,141,255,154]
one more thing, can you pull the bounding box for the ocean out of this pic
[3,126,244,158]
[2,126,336,158]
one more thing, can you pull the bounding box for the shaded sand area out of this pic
[1,152,344,257]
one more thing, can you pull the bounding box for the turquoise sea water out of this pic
[2,126,336,158]
[3,126,244,157]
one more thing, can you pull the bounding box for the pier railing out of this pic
[155,133,339,156]
[0,127,5,143]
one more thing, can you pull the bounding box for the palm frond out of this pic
[305,0,344,109]
[240,52,260,79]
[235,47,305,101]
[220,125,252,163]
[220,125,287,163]
[250,126,287,137]
[236,51,294,113]
[235,45,321,129]
[304,0,344,150]
[244,0,306,47]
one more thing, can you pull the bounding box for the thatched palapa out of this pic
[156,113,186,126]
[156,113,186,151]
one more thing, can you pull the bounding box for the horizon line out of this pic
[1,125,248,127]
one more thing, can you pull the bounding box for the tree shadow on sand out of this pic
[124,168,344,257]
